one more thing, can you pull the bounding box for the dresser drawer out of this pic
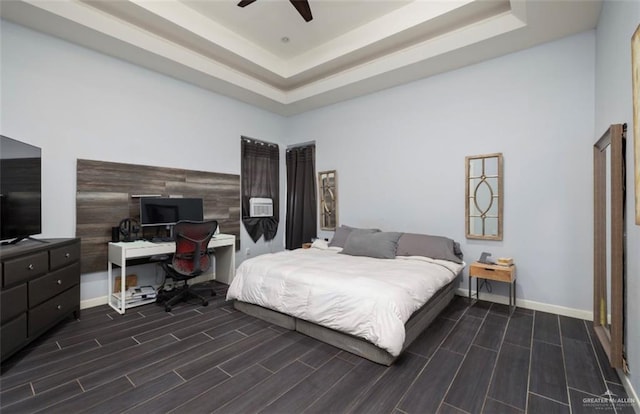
[28,262,80,307]
[29,285,79,337]
[1,313,27,359]
[50,242,81,271]
[1,284,27,323]
[3,252,49,287]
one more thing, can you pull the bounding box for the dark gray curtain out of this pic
[241,137,279,242]
[285,144,316,249]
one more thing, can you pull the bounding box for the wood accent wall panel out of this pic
[76,159,240,274]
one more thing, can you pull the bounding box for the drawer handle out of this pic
[65,253,71,258]
[57,305,62,310]
[28,264,35,270]
[57,279,62,285]
[483,268,495,271]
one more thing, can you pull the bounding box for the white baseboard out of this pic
[455,288,593,321]
[616,368,640,413]
[81,296,108,309]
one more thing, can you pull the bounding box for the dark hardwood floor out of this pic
[0,282,633,413]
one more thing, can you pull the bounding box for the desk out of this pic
[107,234,235,314]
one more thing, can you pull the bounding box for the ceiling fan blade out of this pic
[289,0,313,22]
[237,0,257,8]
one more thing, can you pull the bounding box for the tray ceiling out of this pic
[1,0,602,115]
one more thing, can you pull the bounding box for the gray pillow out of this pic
[329,225,379,248]
[341,231,402,259]
[396,233,463,264]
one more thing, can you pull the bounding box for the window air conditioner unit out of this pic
[249,197,273,217]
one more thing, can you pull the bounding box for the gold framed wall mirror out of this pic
[465,153,503,240]
[318,170,337,230]
[593,124,625,369]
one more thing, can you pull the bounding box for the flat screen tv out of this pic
[140,197,204,227]
[0,136,42,244]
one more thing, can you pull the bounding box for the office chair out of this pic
[160,220,218,312]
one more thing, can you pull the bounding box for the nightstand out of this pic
[468,261,517,313]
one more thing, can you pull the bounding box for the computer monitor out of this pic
[139,197,204,227]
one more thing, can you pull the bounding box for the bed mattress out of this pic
[226,247,464,356]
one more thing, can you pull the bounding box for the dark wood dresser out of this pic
[1,238,81,362]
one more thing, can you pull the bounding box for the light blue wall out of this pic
[0,21,288,301]
[595,0,640,403]
[287,31,596,312]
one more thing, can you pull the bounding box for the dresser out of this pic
[1,238,81,362]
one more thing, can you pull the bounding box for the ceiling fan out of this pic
[237,0,313,22]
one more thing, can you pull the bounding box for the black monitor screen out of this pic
[140,197,204,226]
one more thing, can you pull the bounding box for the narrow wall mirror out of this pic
[593,124,625,369]
[318,170,337,230]
[465,153,503,240]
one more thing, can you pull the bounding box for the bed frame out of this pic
[233,276,458,366]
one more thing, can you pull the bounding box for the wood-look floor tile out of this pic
[529,340,568,403]
[260,336,318,372]
[1,381,82,414]
[533,311,561,345]
[202,313,252,339]
[487,342,530,409]
[349,352,427,414]
[220,330,300,375]
[1,336,138,392]
[2,338,98,377]
[32,334,177,394]
[437,402,468,413]
[527,393,570,414]
[604,382,636,414]
[125,367,230,413]
[559,315,590,342]
[40,376,133,413]
[128,330,244,386]
[589,328,622,385]
[215,361,314,414]
[260,357,353,414]
[444,345,497,413]
[398,348,464,414]
[503,312,533,348]
[474,313,508,351]
[483,397,523,414]
[563,337,607,396]
[439,296,470,321]
[568,387,613,414]
[172,364,272,413]
[407,317,456,359]
[79,332,210,390]
[298,341,341,369]
[441,314,483,355]
[96,371,184,414]
[466,300,492,319]
[175,328,279,381]
[132,307,228,342]
[0,383,32,408]
[304,359,386,414]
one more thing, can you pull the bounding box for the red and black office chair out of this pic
[160,220,218,312]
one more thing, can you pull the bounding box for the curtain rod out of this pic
[287,140,315,150]
[241,136,278,147]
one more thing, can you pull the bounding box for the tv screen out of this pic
[0,136,42,243]
[140,197,204,227]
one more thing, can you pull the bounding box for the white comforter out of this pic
[226,247,464,356]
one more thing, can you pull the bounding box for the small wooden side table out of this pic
[468,261,517,313]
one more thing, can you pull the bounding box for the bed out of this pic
[226,228,464,365]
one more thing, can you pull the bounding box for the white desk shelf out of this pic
[107,234,235,314]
